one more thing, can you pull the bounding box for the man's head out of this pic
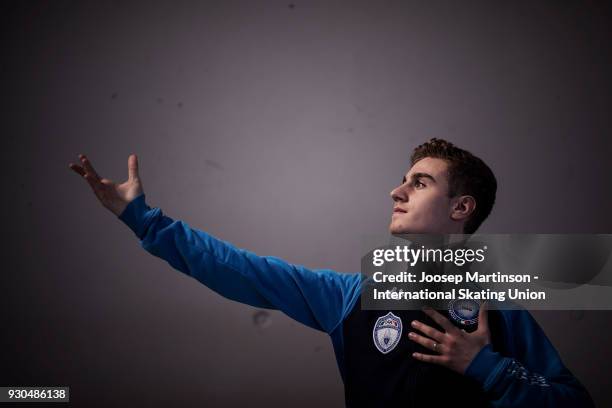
[389,138,497,235]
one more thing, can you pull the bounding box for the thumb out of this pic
[128,154,140,181]
[477,301,490,335]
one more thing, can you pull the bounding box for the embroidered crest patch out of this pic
[373,312,402,354]
[448,299,480,326]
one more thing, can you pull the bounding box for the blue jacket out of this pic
[118,193,595,407]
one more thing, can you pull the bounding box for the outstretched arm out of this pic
[69,154,361,334]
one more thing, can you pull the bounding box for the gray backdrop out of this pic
[2,0,611,406]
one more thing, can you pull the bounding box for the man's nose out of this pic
[390,185,407,202]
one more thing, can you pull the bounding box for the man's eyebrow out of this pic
[402,172,436,184]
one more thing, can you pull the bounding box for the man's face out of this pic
[389,157,458,234]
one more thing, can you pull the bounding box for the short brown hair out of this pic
[410,138,497,234]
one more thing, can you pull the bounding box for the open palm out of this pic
[69,154,144,216]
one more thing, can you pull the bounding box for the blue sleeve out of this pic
[464,309,595,407]
[117,193,362,334]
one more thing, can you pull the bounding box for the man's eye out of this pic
[414,180,425,188]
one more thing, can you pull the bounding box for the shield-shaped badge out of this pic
[372,312,403,354]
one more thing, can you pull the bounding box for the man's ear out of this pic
[450,195,476,222]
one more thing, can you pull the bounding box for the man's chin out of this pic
[390,221,436,235]
[389,223,419,235]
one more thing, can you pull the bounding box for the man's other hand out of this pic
[69,154,144,216]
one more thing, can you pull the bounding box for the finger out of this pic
[422,306,459,334]
[69,163,86,177]
[83,172,104,193]
[127,154,139,181]
[408,331,444,353]
[72,162,104,194]
[477,301,490,334]
[71,162,102,194]
[79,154,101,180]
[412,352,447,365]
[410,320,446,343]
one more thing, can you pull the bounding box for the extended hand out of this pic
[69,154,144,216]
[408,302,491,375]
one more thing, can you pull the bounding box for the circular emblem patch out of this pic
[448,299,480,326]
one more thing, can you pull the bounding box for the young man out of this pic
[69,138,595,407]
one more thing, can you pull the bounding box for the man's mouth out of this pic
[393,207,407,213]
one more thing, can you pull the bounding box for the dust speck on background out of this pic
[253,310,272,329]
